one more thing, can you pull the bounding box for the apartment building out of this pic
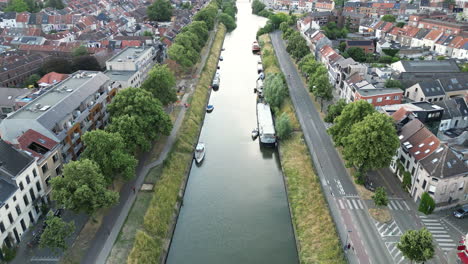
[0,71,120,163]
[405,76,468,102]
[105,46,156,88]
[0,140,45,254]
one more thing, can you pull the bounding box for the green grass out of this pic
[260,34,345,264]
[126,24,227,264]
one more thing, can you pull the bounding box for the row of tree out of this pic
[168,3,218,69]
[4,0,63,13]
[218,0,237,32]
[39,64,177,252]
[256,13,296,37]
[251,0,272,18]
[147,0,173,22]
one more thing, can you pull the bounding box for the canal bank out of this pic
[166,1,299,263]
[126,24,227,263]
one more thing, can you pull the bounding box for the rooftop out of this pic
[0,140,34,177]
[396,60,460,73]
[105,70,137,81]
[107,46,151,63]
[420,144,467,179]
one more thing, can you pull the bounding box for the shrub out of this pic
[418,192,435,215]
[372,187,388,206]
[275,112,292,139]
[402,171,411,191]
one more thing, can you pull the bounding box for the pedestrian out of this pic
[347,243,351,250]
[132,186,136,194]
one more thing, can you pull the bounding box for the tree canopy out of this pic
[72,46,88,57]
[25,74,41,87]
[418,192,436,215]
[341,112,400,175]
[45,0,64,9]
[324,99,347,123]
[41,58,73,74]
[275,112,292,139]
[251,0,266,14]
[193,3,218,30]
[381,15,396,22]
[81,130,137,183]
[219,13,237,32]
[372,187,388,206]
[310,74,333,111]
[328,100,375,146]
[322,22,347,40]
[51,159,119,216]
[4,0,28,12]
[72,56,102,71]
[141,64,177,106]
[147,0,173,22]
[384,79,403,89]
[39,216,75,253]
[264,74,288,111]
[286,31,310,60]
[299,54,320,80]
[107,87,172,153]
[343,47,366,62]
[398,228,434,263]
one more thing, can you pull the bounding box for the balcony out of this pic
[73,142,83,154]
[71,133,80,144]
[61,143,71,153]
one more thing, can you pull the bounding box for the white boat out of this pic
[256,102,276,146]
[252,128,259,140]
[194,143,205,163]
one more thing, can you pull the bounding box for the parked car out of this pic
[453,205,468,219]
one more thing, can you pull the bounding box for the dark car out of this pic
[453,206,468,219]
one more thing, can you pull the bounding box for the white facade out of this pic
[106,46,155,78]
[0,162,45,247]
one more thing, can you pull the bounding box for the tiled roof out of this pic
[16,129,58,159]
[398,119,440,161]
[420,145,467,179]
[38,72,69,85]
[424,30,443,41]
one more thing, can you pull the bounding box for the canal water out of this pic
[166,1,299,263]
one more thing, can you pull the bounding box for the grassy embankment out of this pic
[126,24,226,264]
[259,34,344,264]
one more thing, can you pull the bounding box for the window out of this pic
[422,180,427,189]
[28,211,34,224]
[20,219,26,232]
[5,204,9,210]
[23,195,29,206]
[19,182,24,191]
[411,167,416,175]
[394,95,399,100]
[55,166,62,176]
[45,177,51,187]
[8,213,13,224]
[32,169,37,178]
[36,182,42,192]
[26,176,30,184]
[0,222,5,233]
[367,99,373,103]
[433,98,437,102]
[13,196,16,202]
[377,97,383,102]
[420,97,423,101]
[428,98,432,102]
[42,164,48,173]
[15,205,21,215]
[428,185,436,194]
[53,154,58,163]
[29,189,36,201]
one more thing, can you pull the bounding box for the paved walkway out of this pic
[80,26,218,264]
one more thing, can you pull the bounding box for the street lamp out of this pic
[344,230,352,250]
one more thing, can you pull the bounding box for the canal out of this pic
[166,1,299,263]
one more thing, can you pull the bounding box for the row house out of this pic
[315,0,334,12]
[0,54,49,87]
[0,88,31,118]
[418,19,468,35]
[434,97,468,131]
[0,140,46,256]
[405,76,468,103]
[380,101,445,125]
[0,71,121,163]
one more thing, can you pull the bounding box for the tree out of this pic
[45,0,64,9]
[51,159,119,216]
[72,56,101,71]
[81,130,137,183]
[182,21,208,47]
[72,46,88,57]
[175,31,202,52]
[437,56,446,60]
[397,228,434,263]
[322,22,348,40]
[219,13,237,31]
[460,63,468,72]
[402,171,411,191]
[251,0,266,14]
[279,21,289,32]
[168,43,194,68]
[41,58,73,74]
[263,74,288,111]
[193,4,218,30]
[328,100,375,146]
[382,49,399,57]
[147,0,173,22]
[141,65,177,106]
[324,99,347,123]
[384,79,403,89]
[381,15,396,22]
[418,192,436,215]
[396,22,405,28]
[4,0,28,12]
[372,187,388,206]
[39,216,75,253]
[341,112,400,181]
[338,42,347,53]
[286,32,310,60]
[344,47,366,62]
[275,112,292,139]
[25,74,41,87]
[107,87,172,153]
[143,31,153,37]
[299,54,320,80]
[310,74,333,112]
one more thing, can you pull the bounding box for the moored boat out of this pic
[256,102,276,147]
[252,41,260,53]
[194,143,205,164]
[206,105,214,113]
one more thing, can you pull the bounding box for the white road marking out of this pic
[433,234,451,238]
[436,238,455,242]
[402,201,410,210]
[430,230,448,234]
[419,215,427,218]
[338,200,345,210]
[356,199,364,209]
[439,243,457,247]
[426,226,445,230]
[421,218,438,222]
[424,222,442,226]
[346,199,353,210]
[394,201,404,210]
[351,199,359,210]
[388,201,395,210]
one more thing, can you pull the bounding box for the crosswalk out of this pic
[375,220,403,237]
[385,242,408,264]
[338,198,365,210]
[387,199,411,211]
[420,216,457,252]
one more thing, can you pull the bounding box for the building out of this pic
[0,71,121,163]
[37,72,69,88]
[0,140,45,253]
[15,129,62,201]
[105,46,156,88]
[380,101,444,125]
[345,40,375,53]
[405,76,468,102]
[0,54,49,87]
[434,97,468,131]
[0,88,31,118]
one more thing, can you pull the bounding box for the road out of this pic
[270,31,394,264]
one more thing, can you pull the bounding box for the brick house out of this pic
[345,40,375,53]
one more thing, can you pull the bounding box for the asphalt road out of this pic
[270,31,394,264]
